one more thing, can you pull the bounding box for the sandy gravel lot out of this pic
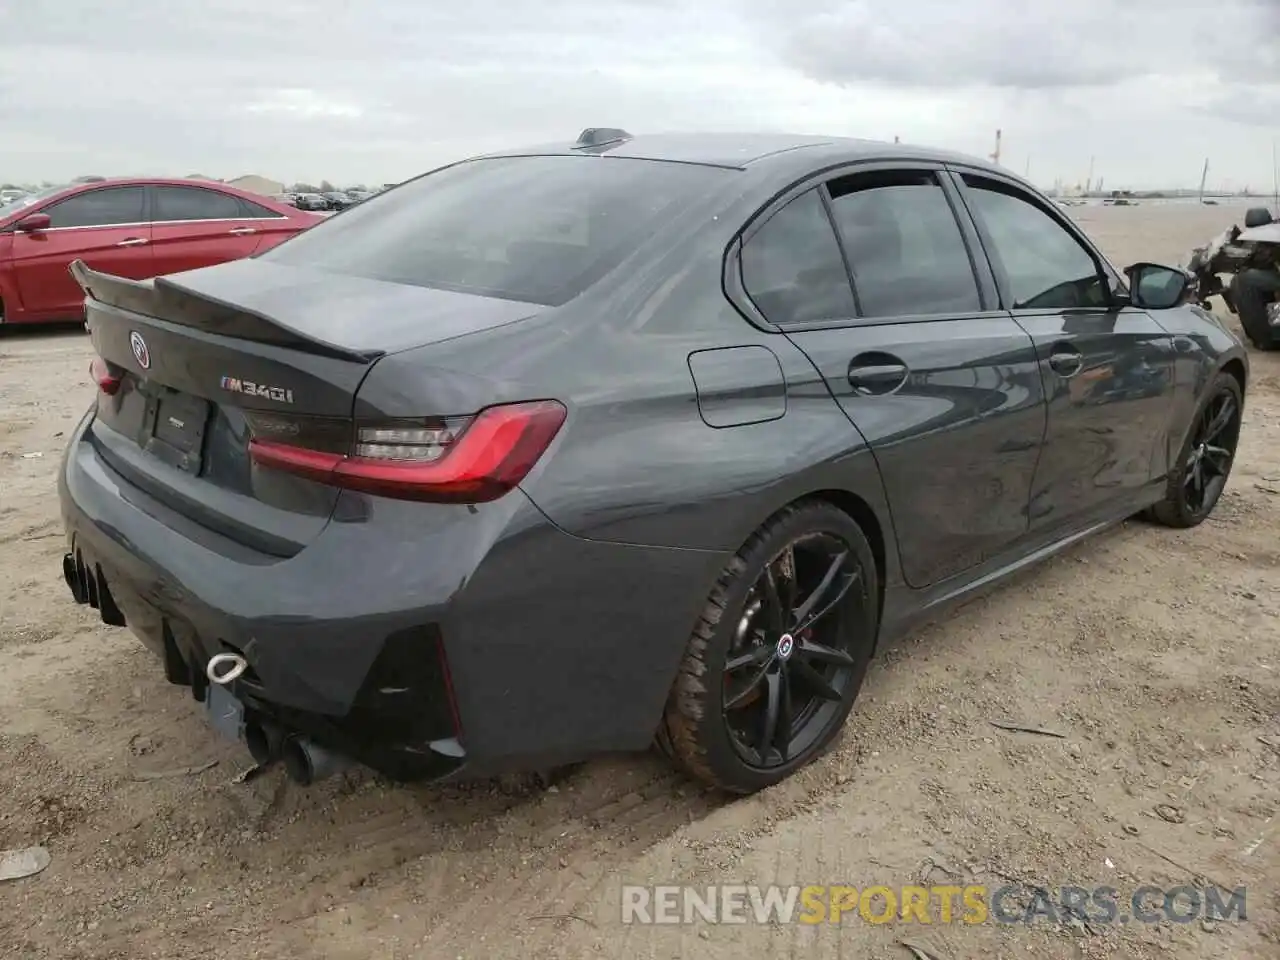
[2,202,1279,960]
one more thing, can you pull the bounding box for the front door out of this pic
[736,168,1047,589]
[12,185,151,320]
[952,172,1175,530]
[148,184,263,278]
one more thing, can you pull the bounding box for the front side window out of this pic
[740,188,856,326]
[43,187,145,229]
[152,186,244,222]
[962,176,1107,310]
[827,170,981,317]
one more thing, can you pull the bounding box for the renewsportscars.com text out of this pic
[621,883,1247,926]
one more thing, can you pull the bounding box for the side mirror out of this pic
[1125,262,1193,311]
[15,213,51,233]
[1244,207,1274,229]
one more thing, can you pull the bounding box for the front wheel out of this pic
[1147,372,1244,528]
[658,502,879,794]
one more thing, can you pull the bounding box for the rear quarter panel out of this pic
[360,206,901,585]
[251,213,320,254]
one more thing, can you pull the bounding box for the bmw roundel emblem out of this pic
[129,331,150,370]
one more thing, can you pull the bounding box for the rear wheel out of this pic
[659,502,879,793]
[1148,372,1243,528]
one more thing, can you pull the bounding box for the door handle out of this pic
[1047,345,1083,378]
[848,353,909,396]
[116,237,148,247]
[1172,335,1195,353]
[228,226,257,235]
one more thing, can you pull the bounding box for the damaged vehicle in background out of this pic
[1186,206,1280,350]
[58,129,1247,794]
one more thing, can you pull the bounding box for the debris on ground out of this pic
[0,846,51,882]
[989,720,1066,738]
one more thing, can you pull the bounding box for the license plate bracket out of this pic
[142,389,210,474]
[204,682,245,744]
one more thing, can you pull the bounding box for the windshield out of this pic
[262,155,732,306]
[0,185,65,211]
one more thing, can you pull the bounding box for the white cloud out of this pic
[245,90,365,120]
[1,1,1277,190]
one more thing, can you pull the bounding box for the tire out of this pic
[658,501,879,794]
[1147,371,1243,529]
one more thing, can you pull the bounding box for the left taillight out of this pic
[89,357,121,395]
[247,399,567,504]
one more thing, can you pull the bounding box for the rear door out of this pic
[148,184,262,276]
[737,165,1047,588]
[12,185,150,319]
[949,170,1175,531]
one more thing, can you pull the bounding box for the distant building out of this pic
[227,174,285,196]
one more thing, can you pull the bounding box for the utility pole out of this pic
[990,129,1002,165]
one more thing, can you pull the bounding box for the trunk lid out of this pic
[75,259,544,556]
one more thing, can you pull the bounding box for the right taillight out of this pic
[247,400,566,504]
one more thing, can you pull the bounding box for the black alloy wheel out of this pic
[722,533,861,769]
[1183,391,1239,515]
[659,502,879,794]
[1149,371,1244,528]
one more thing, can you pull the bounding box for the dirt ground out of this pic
[2,202,1279,960]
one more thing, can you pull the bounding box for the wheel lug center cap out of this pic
[776,633,795,661]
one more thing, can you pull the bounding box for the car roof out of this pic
[38,177,286,200]
[480,131,1008,177]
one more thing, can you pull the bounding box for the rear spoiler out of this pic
[69,260,383,364]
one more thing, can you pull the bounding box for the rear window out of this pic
[261,156,730,306]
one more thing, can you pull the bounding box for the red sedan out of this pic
[0,178,322,325]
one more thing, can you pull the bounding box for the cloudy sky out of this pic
[3,1,1278,191]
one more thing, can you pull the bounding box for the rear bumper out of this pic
[58,410,727,781]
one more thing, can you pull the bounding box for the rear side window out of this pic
[262,156,731,306]
[238,198,285,218]
[152,186,244,222]
[740,189,856,326]
[827,171,981,317]
[961,176,1106,310]
[43,187,145,229]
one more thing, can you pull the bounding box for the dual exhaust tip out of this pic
[243,719,349,786]
[206,654,348,786]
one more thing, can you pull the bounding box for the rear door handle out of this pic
[228,226,257,235]
[1048,344,1083,377]
[116,237,148,247]
[848,353,909,396]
